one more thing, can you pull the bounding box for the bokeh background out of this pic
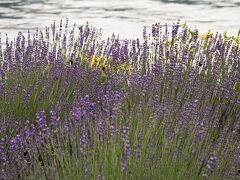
[0,0,240,39]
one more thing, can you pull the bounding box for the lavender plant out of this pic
[0,19,239,179]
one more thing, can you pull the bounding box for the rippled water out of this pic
[0,0,240,39]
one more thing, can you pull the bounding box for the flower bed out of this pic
[0,19,239,179]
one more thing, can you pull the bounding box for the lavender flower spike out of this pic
[207,154,218,175]
[50,105,59,127]
[36,109,48,133]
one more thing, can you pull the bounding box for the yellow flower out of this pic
[198,32,214,40]
[89,55,97,68]
[78,51,132,74]
[180,22,187,28]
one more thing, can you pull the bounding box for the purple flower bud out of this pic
[121,124,129,140]
[192,29,199,42]
[121,155,127,174]
[151,95,160,117]
[197,122,205,143]
[23,120,32,144]
[36,109,48,133]
[22,89,31,107]
[80,132,88,156]
[97,174,104,180]
[125,138,131,159]
[207,154,218,174]
[9,134,22,161]
[0,81,4,96]
[50,105,59,127]
[109,123,115,137]
[0,138,7,162]
[9,134,21,153]
[136,130,142,162]
[84,162,90,179]
[72,106,82,124]
[98,119,105,139]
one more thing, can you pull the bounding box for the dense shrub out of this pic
[0,19,239,179]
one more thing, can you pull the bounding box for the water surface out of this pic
[0,0,239,39]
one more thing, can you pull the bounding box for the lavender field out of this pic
[0,20,240,179]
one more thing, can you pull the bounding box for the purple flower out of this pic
[56,101,61,115]
[207,154,218,174]
[52,49,62,79]
[0,138,7,162]
[172,20,180,39]
[72,106,82,124]
[136,130,142,162]
[9,134,21,153]
[152,60,162,77]
[121,124,129,140]
[197,122,205,143]
[162,96,169,116]
[191,100,200,124]
[50,105,59,127]
[192,29,199,42]
[109,123,115,137]
[98,118,105,139]
[233,122,240,134]
[84,161,90,179]
[97,174,104,180]
[22,120,32,145]
[231,150,240,176]
[9,134,22,161]
[0,81,4,95]
[80,132,88,156]
[121,155,127,174]
[36,109,48,133]
[22,89,31,107]
[125,138,131,159]
[71,95,96,124]
[151,95,160,117]
[142,40,148,74]
[178,101,191,128]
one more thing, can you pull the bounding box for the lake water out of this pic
[0,0,240,40]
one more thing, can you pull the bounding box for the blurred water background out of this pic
[0,0,239,40]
